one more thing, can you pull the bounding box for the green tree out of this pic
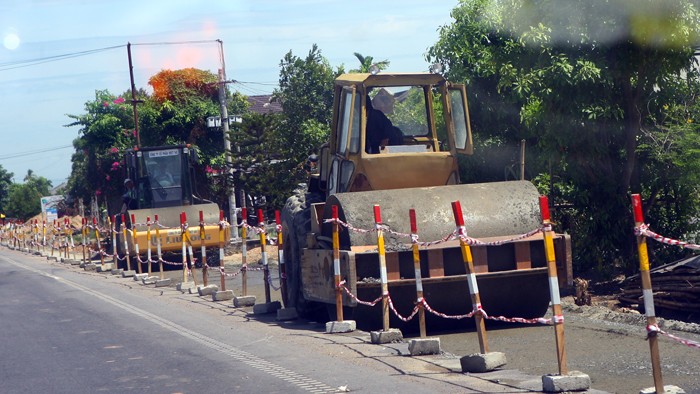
[350,52,390,73]
[5,170,52,220]
[0,165,13,215]
[427,0,700,274]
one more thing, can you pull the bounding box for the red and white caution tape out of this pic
[647,324,700,349]
[635,224,700,250]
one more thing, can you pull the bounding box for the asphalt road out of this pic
[3,244,698,394]
[0,246,576,394]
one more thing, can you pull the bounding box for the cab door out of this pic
[446,84,473,155]
[328,86,359,195]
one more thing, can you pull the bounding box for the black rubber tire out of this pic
[280,186,325,320]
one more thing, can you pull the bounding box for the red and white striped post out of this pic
[131,214,142,274]
[94,217,104,269]
[631,194,664,393]
[218,210,226,291]
[259,209,271,303]
[155,214,163,279]
[182,212,198,286]
[539,196,568,375]
[374,205,391,332]
[451,200,489,354]
[241,208,249,296]
[275,210,287,305]
[180,212,188,283]
[332,205,344,322]
[199,210,208,287]
[409,209,426,338]
[121,214,132,272]
[146,216,153,276]
[42,220,46,255]
[110,216,117,269]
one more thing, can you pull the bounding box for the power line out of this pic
[0,145,73,161]
[0,45,125,71]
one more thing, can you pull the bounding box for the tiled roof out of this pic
[247,95,283,114]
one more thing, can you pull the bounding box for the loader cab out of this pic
[320,72,473,195]
[124,145,196,209]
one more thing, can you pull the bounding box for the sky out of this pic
[0,0,458,187]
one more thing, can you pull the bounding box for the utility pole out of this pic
[127,43,142,148]
[217,40,242,241]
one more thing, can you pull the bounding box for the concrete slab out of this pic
[155,278,172,287]
[197,285,219,296]
[111,268,124,276]
[212,290,234,302]
[83,263,97,271]
[46,256,58,262]
[639,385,686,394]
[276,308,298,321]
[370,328,404,344]
[96,264,113,272]
[325,320,356,333]
[253,301,282,315]
[142,276,159,285]
[71,259,82,265]
[233,295,256,307]
[176,281,196,292]
[133,273,149,281]
[408,338,441,356]
[460,352,507,373]
[542,371,591,392]
[121,270,136,278]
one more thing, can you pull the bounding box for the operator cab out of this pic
[124,145,195,209]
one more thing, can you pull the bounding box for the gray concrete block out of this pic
[155,278,172,287]
[276,308,298,321]
[325,320,356,333]
[142,276,159,285]
[133,273,149,281]
[111,268,124,276]
[639,385,686,394]
[46,256,58,262]
[460,352,507,373]
[70,259,82,265]
[121,270,136,278]
[408,338,441,356]
[253,301,282,314]
[233,295,256,307]
[83,263,97,271]
[542,371,591,392]
[96,264,113,272]
[176,281,196,292]
[370,328,404,344]
[212,290,234,302]
[197,284,219,296]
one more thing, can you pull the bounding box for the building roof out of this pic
[247,95,283,114]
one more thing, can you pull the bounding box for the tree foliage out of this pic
[4,170,52,220]
[428,0,700,274]
[0,165,13,215]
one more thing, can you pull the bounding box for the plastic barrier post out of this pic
[259,209,271,303]
[68,219,76,261]
[332,206,344,322]
[110,216,117,268]
[63,218,69,258]
[539,196,568,375]
[451,200,489,354]
[42,220,46,254]
[199,210,208,287]
[80,218,86,263]
[146,217,153,275]
[94,218,104,268]
[155,215,163,279]
[631,194,664,393]
[183,212,198,286]
[241,208,248,296]
[181,212,188,283]
[122,214,132,272]
[374,205,391,332]
[409,209,427,338]
[131,214,142,274]
[275,210,287,305]
[65,218,70,258]
[218,210,226,291]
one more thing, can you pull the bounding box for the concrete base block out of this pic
[212,290,234,302]
[142,276,159,285]
[460,352,507,373]
[83,263,97,271]
[71,259,82,265]
[33,251,41,256]
[133,273,149,281]
[233,295,256,307]
[639,385,686,394]
[542,371,591,392]
[370,328,404,344]
[276,308,298,321]
[408,338,441,356]
[325,320,356,333]
[197,284,219,296]
[253,301,282,315]
[121,270,136,278]
[155,278,172,287]
[96,264,113,272]
[176,281,196,292]
[111,268,124,276]
[47,256,58,262]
